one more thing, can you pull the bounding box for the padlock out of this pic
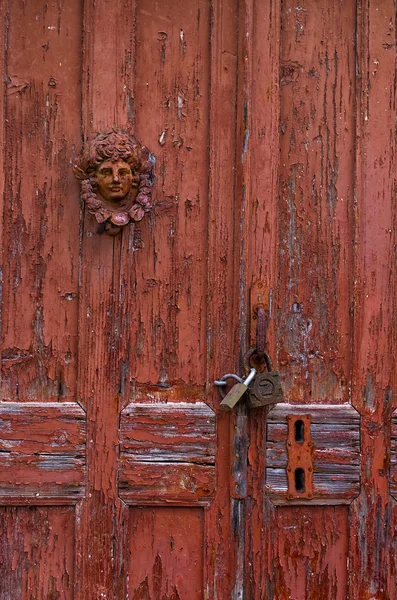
[247,353,284,408]
[219,368,256,411]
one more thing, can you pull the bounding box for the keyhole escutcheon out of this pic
[286,414,314,500]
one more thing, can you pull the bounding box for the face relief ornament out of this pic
[73,128,155,235]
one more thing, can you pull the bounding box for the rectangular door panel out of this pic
[128,507,204,600]
[0,506,75,600]
[119,402,216,505]
[0,403,86,504]
[273,506,349,600]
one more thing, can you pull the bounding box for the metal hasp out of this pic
[73,128,155,235]
[213,280,284,410]
[246,280,285,408]
[286,414,314,500]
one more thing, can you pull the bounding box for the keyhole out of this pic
[295,468,305,493]
[294,419,305,443]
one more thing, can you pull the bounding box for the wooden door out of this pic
[1,1,396,599]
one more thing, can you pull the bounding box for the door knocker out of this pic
[72,127,155,235]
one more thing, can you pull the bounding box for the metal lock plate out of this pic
[248,371,284,408]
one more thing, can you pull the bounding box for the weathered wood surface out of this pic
[349,1,397,598]
[266,406,360,504]
[0,507,75,600]
[273,506,349,599]
[119,403,216,504]
[239,0,282,597]
[120,402,216,463]
[243,0,361,597]
[205,0,239,595]
[128,507,204,600]
[1,0,397,599]
[0,402,86,503]
[131,0,212,387]
[276,0,355,406]
[1,0,81,403]
[74,0,136,591]
[389,415,397,498]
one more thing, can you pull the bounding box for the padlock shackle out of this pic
[244,368,257,386]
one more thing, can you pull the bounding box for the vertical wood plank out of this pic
[129,1,240,597]
[241,0,281,597]
[230,0,256,595]
[132,0,211,386]
[244,1,355,597]
[75,2,136,598]
[277,0,355,403]
[82,1,135,132]
[205,0,239,598]
[1,0,82,401]
[200,0,241,597]
[0,1,5,259]
[349,1,397,598]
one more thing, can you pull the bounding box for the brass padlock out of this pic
[219,368,256,411]
[247,352,284,408]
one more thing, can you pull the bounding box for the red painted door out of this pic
[1,1,396,599]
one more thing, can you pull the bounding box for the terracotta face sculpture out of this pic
[73,128,155,235]
[95,159,134,204]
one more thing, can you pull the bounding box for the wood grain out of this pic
[119,403,216,504]
[241,0,282,596]
[0,506,75,600]
[1,0,81,402]
[276,0,355,405]
[266,405,360,504]
[0,402,85,504]
[75,2,137,598]
[1,1,397,598]
[273,507,349,600]
[132,0,211,386]
[349,1,397,598]
[128,507,204,600]
[244,1,356,597]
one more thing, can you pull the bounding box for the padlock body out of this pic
[248,372,284,408]
[220,382,248,411]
